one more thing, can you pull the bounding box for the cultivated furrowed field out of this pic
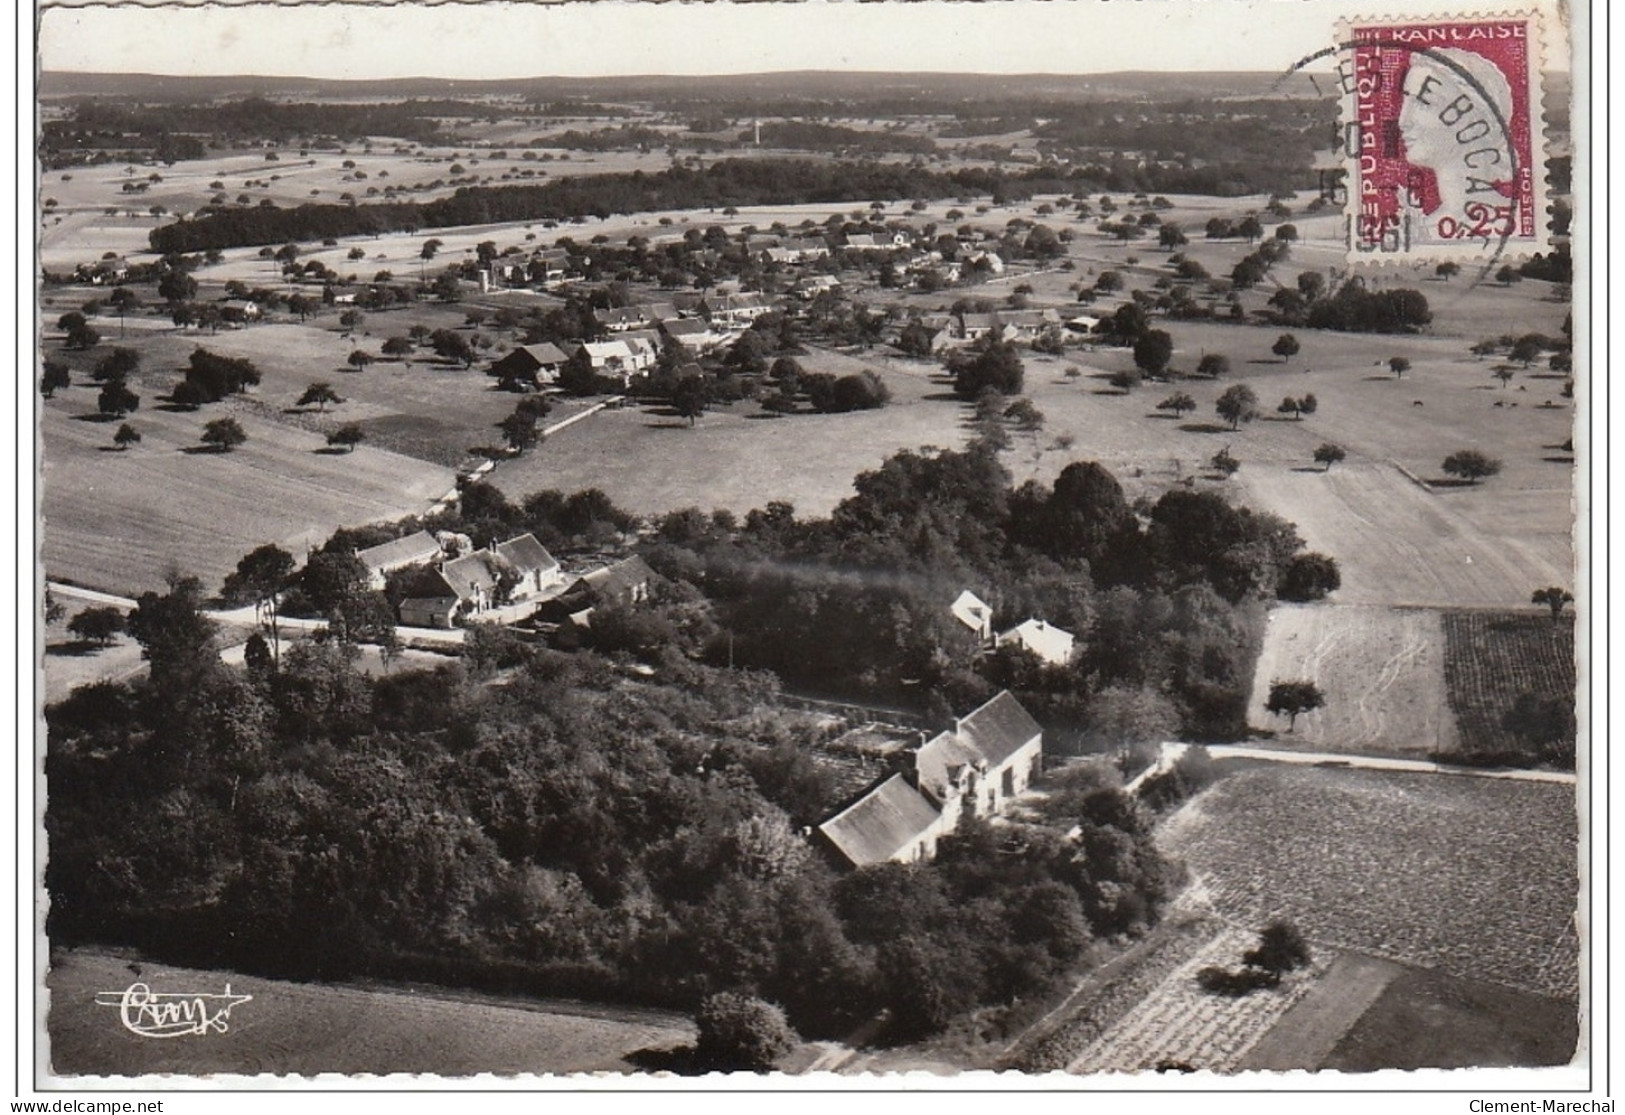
[1063,928,1323,1075]
[1248,604,1457,757]
[47,950,693,1077]
[1443,612,1578,759]
[1157,766,1579,1002]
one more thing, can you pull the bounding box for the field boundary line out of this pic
[1387,458,1436,494]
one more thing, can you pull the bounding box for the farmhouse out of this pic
[493,532,563,599]
[816,691,1045,868]
[950,589,995,645]
[700,292,772,330]
[595,306,654,332]
[661,316,725,354]
[794,274,842,300]
[439,550,507,616]
[356,530,444,590]
[487,343,568,389]
[569,554,655,607]
[816,772,949,867]
[569,339,653,385]
[997,618,1076,667]
[220,299,263,324]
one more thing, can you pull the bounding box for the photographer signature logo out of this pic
[94,982,252,1038]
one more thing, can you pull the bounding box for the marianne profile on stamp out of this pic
[1341,15,1548,259]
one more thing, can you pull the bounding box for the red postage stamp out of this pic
[1338,13,1549,261]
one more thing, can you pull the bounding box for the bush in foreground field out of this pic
[695,993,796,1072]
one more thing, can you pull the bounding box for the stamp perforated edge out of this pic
[1333,8,1558,268]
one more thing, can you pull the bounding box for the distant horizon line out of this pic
[40,67,1320,83]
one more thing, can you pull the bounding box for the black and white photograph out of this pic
[21,0,1600,1098]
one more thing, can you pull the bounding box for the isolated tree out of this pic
[431,328,476,368]
[1496,264,1522,286]
[1442,449,1502,484]
[1277,396,1302,421]
[1133,329,1175,379]
[382,336,414,359]
[1297,392,1317,417]
[287,293,314,322]
[93,347,139,384]
[327,424,365,453]
[338,309,365,333]
[672,375,711,427]
[66,320,102,350]
[1531,586,1574,619]
[1389,356,1411,378]
[432,271,463,303]
[68,606,125,647]
[1279,553,1341,602]
[108,287,141,336]
[497,410,540,455]
[1236,215,1264,243]
[346,350,374,373]
[157,269,198,304]
[201,417,247,452]
[1210,447,1240,477]
[1435,261,1460,282]
[1493,366,1517,389]
[1216,384,1258,430]
[40,360,71,398]
[223,543,296,663]
[1265,680,1325,730]
[1158,224,1188,250]
[298,382,342,412]
[1313,443,1346,471]
[1004,397,1045,433]
[1156,392,1196,418]
[1196,353,1230,379]
[1509,334,1544,367]
[112,423,141,451]
[97,381,139,418]
[694,993,795,1073]
[1271,333,1301,363]
[1243,920,1312,975]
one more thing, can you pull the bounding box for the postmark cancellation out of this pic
[1337,11,1553,263]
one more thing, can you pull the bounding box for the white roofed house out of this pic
[355,530,444,591]
[493,533,563,599]
[997,618,1076,668]
[950,590,995,646]
[814,690,1045,869]
[569,340,648,387]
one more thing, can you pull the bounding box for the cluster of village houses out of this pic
[354,527,653,631]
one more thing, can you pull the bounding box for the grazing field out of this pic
[40,383,452,596]
[47,950,695,1078]
[40,596,143,707]
[1158,766,1579,1002]
[1442,611,1578,759]
[491,348,971,516]
[1247,604,1457,757]
[1239,463,1571,608]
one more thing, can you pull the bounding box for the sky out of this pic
[36,0,1565,81]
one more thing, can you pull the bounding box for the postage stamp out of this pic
[1337,12,1550,262]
